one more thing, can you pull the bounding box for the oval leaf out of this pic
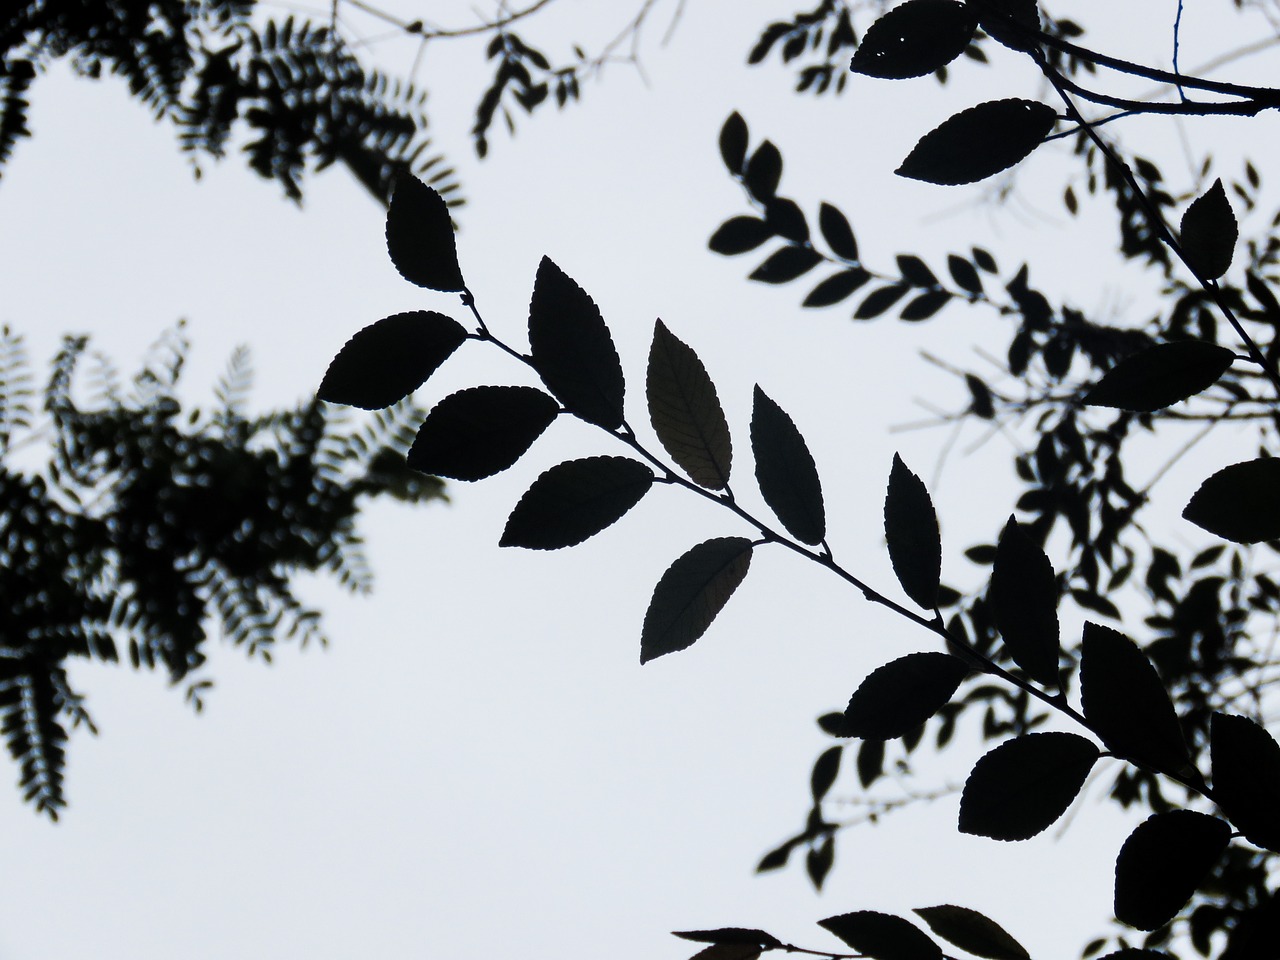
[406,385,559,480]
[745,141,783,200]
[1114,811,1231,930]
[751,387,825,545]
[1210,712,1280,852]
[819,911,942,960]
[851,0,977,79]
[749,246,824,284]
[648,321,732,489]
[318,311,467,410]
[528,257,626,429]
[1082,341,1236,412]
[385,176,465,291]
[719,112,748,174]
[674,929,782,950]
[803,268,871,307]
[1183,458,1280,543]
[844,653,968,740]
[913,905,1030,960]
[885,455,942,608]
[970,0,1041,51]
[819,202,859,261]
[641,538,753,663]
[958,732,1099,840]
[1180,179,1237,281]
[896,99,1057,185]
[811,745,842,801]
[990,517,1060,686]
[500,456,652,550]
[710,217,773,255]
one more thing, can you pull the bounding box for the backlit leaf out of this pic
[811,745,841,801]
[745,141,783,200]
[1183,458,1280,543]
[947,255,983,294]
[969,0,1041,51]
[900,290,951,321]
[385,176,465,291]
[674,929,782,950]
[1082,341,1235,411]
[896,99,1056,185]
[500,456,652,549]
[719,112,749,174]
[1114,811,1231,930]
[750,246,823,283]
[641,538,753,663]
[1210,712,1280,852]
[844,653,968,739]
[803,268,871,307]
[819,203,859,261]
[991,517,1060,686]
[407,385,559,480]
[913,905,1030,960]
[819,911,942,960]
[858,738,885,787]
[885,454,941,608]
[851,0,977,79]
[856,284,910,319]
[710,217,773,255]
[647,320,732,489]
[1179,179,1237,280]
[751,387,825,545]
[319,311,467,410]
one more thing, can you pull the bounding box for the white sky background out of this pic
[0,2,1277,958]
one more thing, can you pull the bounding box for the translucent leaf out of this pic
[318,311,466,410]
[958,733,1099,840]
[500,456,652,549]
[1183,458,1280,543]
[850,0,977,79]
[819,203,859,261]
[749,246,824,283]
[819,911,942,960]
[884,454,941,608]
[1179,179,1237,280]
[719,112,748,174]
[673,929,782,950]
[844,653,968,739]
[811,745,842,800]
[647,321,732,489]
[1210,712,1280,852]
[803,268,871,307]
[1082,341,1235,411]
[406,385,559,480]
[913,905,1030,960]
[528,257,625,428]
[751,387,825,545]
[896,100,1056,185]
[991,517,1060,686]
[385,176,465,291]
[710,217,773,255]
[1114,811,1231,930]
[640,538,753,663]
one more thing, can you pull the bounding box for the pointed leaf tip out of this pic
[385,176,465,291]
[647,321,733,489]
[1183,457,1280,543]
[1082,341,1235,412]
[896,99,1056,185]
[991,517,1060,686]
[885,454,942,608]
[500,456,652,550]
[1180,178,1237,280]
[912,905,1029,960]
[318,311,467,409]
[641,538,753,663]
[819,911,942,960]
[851,0,977,79]
[751,387,825,545]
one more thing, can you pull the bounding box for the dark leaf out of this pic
[1184,458,1280,543]
[751,387,825,545]
[500,456,653,549]
[857,738,885,788]
[972,247,998,272]
[1093,952,1172,959]
[884,454,942,608]
[897,255,939,287]
[528,257,626,429]
[991,517,1060,686]
[686,945,762,960]
[900,290,951,321]
[844,653,968,739]
[766,198,809,243]
[385,176,465,291]
[749,22,790,64]
[756,840,795,872]
[896,99,1057,185]
[1179,179,1237,280]
[719,112,749,173]
[1210,712,1280,852]
[819,203,859,261]
[970,0,1041,51]
[745,141,783,201]
[674,929,783,950]
[647,321,732,490]
[966,374,995,418]
[319,311,467,410]
[1082,341,1235,411]
[850,0,978,79]
[818,712,848,736]
[811,745,842,801]
[406,385,559,480]
[856,285,910,319]
[710,217,773,255]
[913,905,1030,960]
[807,834,835,889]
[640,538,754,663]
[750,246,824,284]
[1114,811,1231,930]
[819,911,942,960]
[803,268,871,308]
[947,255,983,294]
[958,733,1099,840]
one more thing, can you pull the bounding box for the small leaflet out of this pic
[1210,712,1280,853]
[685,945,761,960]
[896,99,1057,185]
[318,311,467,410]
[709,217,773,255]
[647,321,733,490]
[1179,179,1238,280]
[843,653,968,740]
[384,176,465,292]
[810,745,842,801]
[857,738,885,788]
[405,385,559,481]
[1113,811,1231,931]
[1183,458,1280,543]
[719,112,749,174]
[819,911,943,960]
[640,537,753,663]
[850,0,977,79]
[912,905,1030,960]
[673,929,782,950]
[744,141,783,201]
[819,203,859,261]
[499,456,652,550]
[1082,341,1236,412]
[803,268,871,308]
[990,517,1060,686]
[527,258,626,429]
[751,387,826,545]
[958,732,1100,841]
[749,247,823,284]
[971,0,1041,50]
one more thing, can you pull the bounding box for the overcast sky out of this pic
[0,3,1276,958]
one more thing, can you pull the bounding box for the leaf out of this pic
[528,257,626,429]
[913,905,1030,960]
[1210,712,1280,852]
[751,387,825,545]
[1179,179,1237,280]
[990,517,1060,686]
[318,311,467,410]
[819,203,859,261]
[897,255,939,287]
[710,217,773,255]
[803,268,871,307]
[969,0,1041,51]
[1114,811,1231,930]
[500,456,653,549]
[749,246,824,283]
[744,140,783,201]
[811,745,842,801]
[900,290,951,321]
[719,112,748,174]
[1079,622,1193,777]
[647,321,732,489]
[806,835,835,890]
[406,385,559,480]
[1183,458,1280,543]
[1093,952,1172,960]
[856,284,910,319]
[766,198,809,243]
[850,0,978,79]
[947,255,983,294]
[640,538,754,663]
[686,945,761,960]
[958,732,1099,840]
[674,929,782,950]
[844,653,968,739]
[885,454,942,608]
[857,738,885,787]
[896,99,1057,185]
[1082,341,1235,411]
[819,911,942,960]
[384,176,465,291]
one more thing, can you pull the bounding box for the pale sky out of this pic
[0,3,1275,958]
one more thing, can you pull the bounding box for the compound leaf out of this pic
[641,538,754,663]
[500,456,652,549]
[319,311,467,410]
